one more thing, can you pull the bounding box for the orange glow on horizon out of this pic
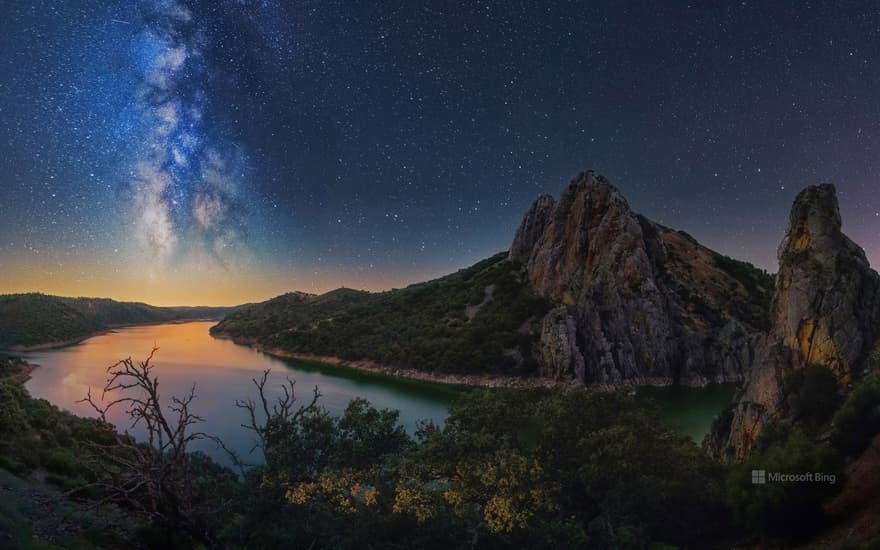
[0,253,483,306]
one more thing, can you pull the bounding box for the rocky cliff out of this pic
[707,184,880,462]
[511,171,774,386]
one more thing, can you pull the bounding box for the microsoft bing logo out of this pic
[751,470,766,484]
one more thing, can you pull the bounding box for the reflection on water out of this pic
[637,384,737,443]
[23,322,462,468]
[21,321,736,466]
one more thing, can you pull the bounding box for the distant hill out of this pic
[0,293,238,349]
[212,253,553,376]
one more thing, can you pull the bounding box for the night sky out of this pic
[1,1,879,305]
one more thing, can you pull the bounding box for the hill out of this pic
[212,253,552,376]
[213,172,775,384]
[0,294,237,349]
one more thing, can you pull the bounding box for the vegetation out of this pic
[712,254,775,299]
[2,351,878,548]
[0,361,113,485]
[711,253,775,330]
[0,293,236,348]
[0,356,237,547]
[787,363,843,433]
[227,385,731,549]
[726,423,844,541]
[213,253,552,375]
[831,372,880,455]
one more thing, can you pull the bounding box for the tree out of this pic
[787,364,842,433]
[726,424,844,541]
[831,372,880,455]
[77,348,235,548]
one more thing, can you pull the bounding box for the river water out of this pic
[22,321,734,467]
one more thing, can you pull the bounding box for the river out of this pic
[21,321,735,467]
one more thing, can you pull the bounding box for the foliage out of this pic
[726,423,844,541]
[0,361,115,483]
[0,293,236,348]
[712,254,775,298]
[0,355,242,549]
[0,356,26,378]
[227,383,730,549]
[212,253,552,375]
[4,349,868,548]
[831,372,880,455]
[711,253,775,329]
[75,349,240,548]
[787,363,843,433]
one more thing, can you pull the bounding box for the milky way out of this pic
[1,1,879,305]
[130,0,244,266]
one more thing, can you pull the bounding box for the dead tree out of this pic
[77,347,232,549]
[236,369,321,463]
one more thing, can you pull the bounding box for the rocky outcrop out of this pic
[539,307,585,381]
[708,184,880,462]
[510,194,555,264]
[511,171,774,386]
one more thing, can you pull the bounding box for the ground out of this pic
[0,468,131,549]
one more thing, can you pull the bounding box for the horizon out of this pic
[2,176,878,306]
[2,1,879,305]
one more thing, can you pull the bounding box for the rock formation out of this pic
[510,171,774,386]
[509,194,555,263]
[708,184,880,462]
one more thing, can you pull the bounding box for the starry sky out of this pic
[1,1,879,306]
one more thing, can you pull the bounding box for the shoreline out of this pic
[5,320,742,391]
[212,333,563,389]
[1,318,221,352]
[9,362,39,384]
[211,333,743,390]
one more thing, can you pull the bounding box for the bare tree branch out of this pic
[71,348,230,549]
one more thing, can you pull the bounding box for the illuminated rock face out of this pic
[709,184,880,462]
[511,171,773,386]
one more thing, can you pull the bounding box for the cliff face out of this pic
[509,194,555,264]
[511,171,774,386]
[708,184,880,462]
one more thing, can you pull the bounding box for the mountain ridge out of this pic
[214,171,775,386]
[0,293,238,349]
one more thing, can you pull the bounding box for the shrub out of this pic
[787,364,842,433]
[0,380,28,435]
[726,424,844,541]
[831,373,880,455]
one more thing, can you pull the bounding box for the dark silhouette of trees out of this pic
[78,348,234,549]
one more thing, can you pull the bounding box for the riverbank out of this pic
[1,318,223,352]
[0,359,40,384]
[212,333,562,389]
[10,362,39,384]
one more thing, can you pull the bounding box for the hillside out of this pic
[212,253,552,376]
[213,172,775,384]
[0,293,237,349]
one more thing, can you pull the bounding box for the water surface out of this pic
[22,321,735,468]
[23,322,461,467]
[637,384,737,443]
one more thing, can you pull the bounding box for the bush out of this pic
[787,364,842,433]
[0,380,28,435]
[212,254,553,376]
[831,373,880,455]
[726,424,844,541]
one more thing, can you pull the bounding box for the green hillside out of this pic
[0,294,237,349]
[212,253,552,376]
